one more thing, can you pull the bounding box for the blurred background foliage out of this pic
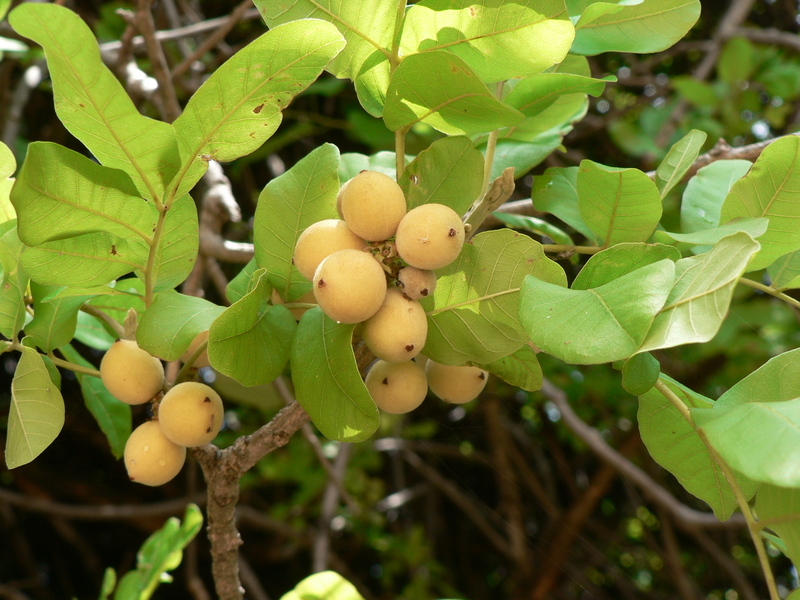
[1,1,800,599]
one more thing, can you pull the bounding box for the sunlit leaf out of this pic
[680,159,751,233]
[6,346,65,469]
[655,129,706,199]
[383,51,524,135]
[290,307,379,442]
[521,259,674,364]
[505,73,611,117]
[253,143,339,301]
[720,136,800,271]
[571,243,681,290]
[768,250,800,290]
[0,141,16,224]
[654,217,768,247]
[148,194,198,292]
[0,225,27,340]
[531,166,597,243]
[400,0,575,82]
[424,229,567,365]
[639,233,760,352]
[26,282,91,353]
[9,3,180,201]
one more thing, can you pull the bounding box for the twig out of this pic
[313,443,352,573]
[238,555,271,600]
[733,26,800,52]
[539,379,745,530]
[136,0,182,122]
[691,530,760,600]
[658,509,702,600]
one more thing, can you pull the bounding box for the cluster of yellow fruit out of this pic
[294,170,488,414]
[99,339,223,486]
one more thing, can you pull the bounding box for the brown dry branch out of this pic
[191,401,310,600]
[135,0,182,122]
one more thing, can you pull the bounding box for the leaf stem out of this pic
[738,277,800,310]
[541,244,603,255]
[173,339,208,385]
[395,128,407,181]
[80,304,126,339]
[654,379,780,600]
[46,351,101,378]
[144,206,169,307]
[481,82,505,197]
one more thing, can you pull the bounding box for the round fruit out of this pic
[365,360,428,414]
[313,249,387,324]
[293,219,366,281]
[124,420,187,486]
[158,382,224,447]
[425,360,488,404]
[396,266,437,300]
[100,339,165,405]
[361,288,427,362]
[338,170,407,241]
[395,203,465,270]
[180,330,210,368]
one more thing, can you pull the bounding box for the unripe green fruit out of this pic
[124,420,186,486]
[365,360,428,414]
[395,204,465,270]
[361,288,427,362]
[100,339,165,405]
[313,249,387,324]
[158,382,224,447]
[396,266,437,300]
[293,219,366,281]
[338,170,407,241]
[425,360,488,404]
[180,330,210,368]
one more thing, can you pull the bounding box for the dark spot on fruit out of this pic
[318,279,326,287]
[253,103,265,114]
[478,372,486,380]
[448,228,457,237]
[420,288,429,296]
[382,378,389,385]
[206,426,212,433]
[203,397,211,403]
[405,344,414,352]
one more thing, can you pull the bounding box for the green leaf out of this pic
[9,3,180,201]
[423,229,567,365]
[86,278,146,326]
[281,571,366,600]
[671,76,719,108]
[767,250,800,290]
[339,151,402,182]
[621,352,659,395]
[520,259,674,364]
[0,226,28,340]
[482,135,566,180]
[399,0,575,83]
[208,269,296,387]
[694,398,800,488]
[638,232,760,352]
[680,159,751,233]
[479,345,542,392]
[59,344,130,459]
[505,73,612,118]
[74,311,116,351]
[718,37,755,85]
[0,141,16,225]
[383,51,524,135]
[26,282,91,353]
[114,504,203,600]
[253,144,339,301]
[720,136,800,271]
[6,346,65,469]
[531,166,598,243]
[578,160,662,246]
[149,194,198,292]
[718,348,800,407]
[571,0,701,55]
[137,291,225,360]
[755,484,800,565]
[654,217,768,247]
[99,568,116,600]
[172,19,345,194]
[399,136,483,214]
[290,307,379,443]
[571,243,681,290]
[638,374,757,520]
[655,129,707,199]
[227,258,260,304]
[493,213,575,248]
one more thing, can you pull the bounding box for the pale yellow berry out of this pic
[124,420,186,486]
[425,360,488,404]
[100,339,165,405]
[158,382,223,447]
[365,360,428,414]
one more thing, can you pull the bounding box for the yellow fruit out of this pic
[124,420,186,486]
[100,339,165,405]
[158,382,224,447]
[180,330,210,368]
[395,203,465,270]
[293,219,366,281]
[365,360,428,414]
[396,266,437,300]
[425,360,488,404]
[313,249,387,324]
[361,288,427,362]
[338,170,407,241]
